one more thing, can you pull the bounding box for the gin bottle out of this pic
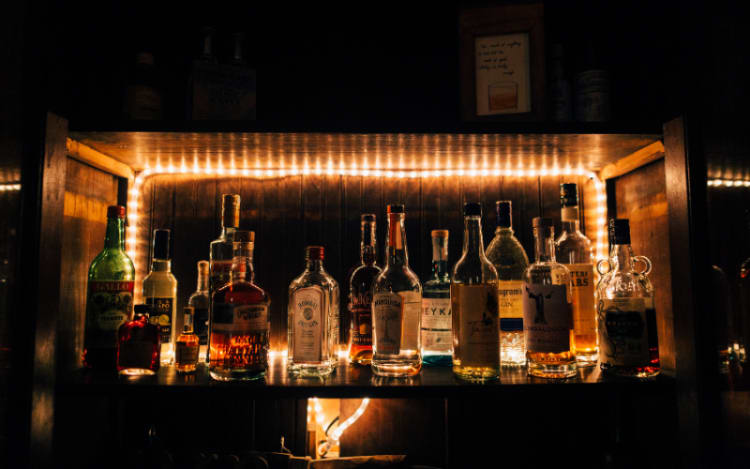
[287,246,338,377]
[485,200,529,367]
[347,214,381,365]
[452,203,500,381]
[188,260,210,362]
[371,204,422,377]
[142,229,178,365]
[524,217,576,379]
[422,230,452,366]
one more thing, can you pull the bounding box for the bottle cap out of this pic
[306,246,325,260]
[197,260,209,275]
[134,304,151,317]
[361,213,376,222]
[232,230,255,243]
[609,219,631,245]
[222,194,241,228]
[463,202,482,216]
[152,229,170,260]
[496,201,511,228]
[387,204,405,214]
[560,183,579,207]
[431,229,449,238]
[107,205,126,219]
[532,217,554,228]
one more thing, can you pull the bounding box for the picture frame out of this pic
[459,4,545,122]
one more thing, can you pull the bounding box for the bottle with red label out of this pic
[83,205,136,371]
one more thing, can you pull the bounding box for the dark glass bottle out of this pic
[117,304,160,376]
[347,214,381,365]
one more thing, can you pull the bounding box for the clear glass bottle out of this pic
[188,260,210,362]
[555,183,597,366]
[142,229,178,365]
[371,204,422,377]
[348,214,381,365]
[210,194,240,296]
[117,304,160,376]
[452,203,500,381]
[287,246,338,377]
[523,217,577,379]
[209,231,270,381]
[83,205,136,371]
[486,200,529,367]
[422,230,453,366]
[175,307,200,374]
[596,219,660,378]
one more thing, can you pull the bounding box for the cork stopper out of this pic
[232,230,255,243]
[197,260,209,275]
[222,194,241,228]
[431,229,449,238]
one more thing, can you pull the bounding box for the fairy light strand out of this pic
[707,178,750,188]
[311,397,371,457]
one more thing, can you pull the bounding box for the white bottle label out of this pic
[523,284,572,353]
[599,297,650,366]
[291,287,324,362]
[373,291,421,355]
[455,284,499,367]
[421,297,452,353]
[212,303,268,333]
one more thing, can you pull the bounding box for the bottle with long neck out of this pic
[84,205,136,370]
[555,183,597,367]
[188,260,210,361]
[209,230,270,381]
[486,200,529,367]
[210,194,240,295]
[452,203,500,381]
[143,229,178,365]
[422,230,452,366]
[348,214,381,365]
[523,217,576,378]
[371,204,422,377]
[597,219,660,378]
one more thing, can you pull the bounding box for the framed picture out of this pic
[459,4,545,121]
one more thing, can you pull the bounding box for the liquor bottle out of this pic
[486,200,529,367]
[210,194,241,295]
[143,229,178,365]
[287,246,338,377]
[524,217,577,379]
[175,307,200,374]
[421,230,452,366]
[117,304,160,376]
[371,204,422,377]
[188,260,210,362]
[555,183,597,366]
[737,209,750,363]
[549,44,572,122]
[122,51,163,120]
[83,205,135,371]
[596,219,660,378]
[452,203,500,381]
[209,230,270,381]
[347,214,381,365]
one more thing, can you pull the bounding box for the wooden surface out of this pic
[66,138,134,180]
[599,140,665,180]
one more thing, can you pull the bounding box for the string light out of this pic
[0,183,21,191]
[707,178,750,187]
[311,397,371,457]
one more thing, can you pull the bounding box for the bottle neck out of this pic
[361,221,377,265]
[386,213,408,267]
[305,258,325,272]
[462,216,485,258]
[196,271,208,292]
[561,206,580,233]
[231,245,254,282]
[431,237,449,281]
[221,225,237,241]
[611,243,635,273]
[534,229,556,263]
[151,258,171,272]
[104,217,125,250]
[495,226,514,236]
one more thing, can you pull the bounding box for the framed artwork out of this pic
[459,4,545,122]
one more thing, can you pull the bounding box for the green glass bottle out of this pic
[83,205,136,371]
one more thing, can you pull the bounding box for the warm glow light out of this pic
[708,178,750,188]
[0,183,21,192]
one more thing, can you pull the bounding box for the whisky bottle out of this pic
[210,194,240,295]
[421,230,452,366]
[524,217,577,379]
[143,229,178,365]
[452,203,500,381]
[287,246,338,377]
[485,200,529,367]
[209,230,270,381]
[175,307,200,374]
[188,260,210,362]
[347,214,381,365]
[597,219,660,378]
[83,205,135,371]
[371,204,422,377]
[117,304,160,376]
[555,183,597,366]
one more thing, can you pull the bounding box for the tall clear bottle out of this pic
[452,203,500,381]
[210,194,240,296]
[209,231,270,381]
[347,214,381,365]
[555,183,597,366]
[143,229,178,365]
[287,246,338,377]
[596,219,660,378]
[188,260,210,362]
[371,204,422,377]
[422,230,453,366]
[486,201,529,367]
[523,217,576,378]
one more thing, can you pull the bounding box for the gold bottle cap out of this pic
[431,229,449,238]
[197,260,209,275]
[222,194,241,228]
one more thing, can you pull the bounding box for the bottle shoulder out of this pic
[524,261,570,285]
[555,231,593,262]
[89,250,135,280]
[213,280,270,304]
[452,253,498,283]
[374,265,421,292]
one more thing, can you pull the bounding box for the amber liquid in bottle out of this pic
[348,214,381,365]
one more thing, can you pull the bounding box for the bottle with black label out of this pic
[347,214,381,365]
[143,229,178,365]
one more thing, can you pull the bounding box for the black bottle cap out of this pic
[361,213,376,222]
[560,183,579,207]
[134,304,151,317]
[609,219,631,245]
[533,217,554,228]
[152,229,170,260]
[464,202,481,216]
[387,204,405,214]
[496,201,512,228]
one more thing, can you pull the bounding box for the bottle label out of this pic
[568,264,596,337]
[176,341,199,365]
[454,284,499,367]
[146,297,174,344]
[85,281,134,348]
[212,303,268,333]
[193,307,209,345]
[350,293,373,346]
[498,280,524,332]
[210,260,233,291]
[291,287,325,362]
[373,291,421,355]
[421,296,452,353]
[599,298,649,366]
[523,284,572,353]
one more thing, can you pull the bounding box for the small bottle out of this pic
[597,219,660,378]
[486,201,529,367]
[287,246,338,377]
[209,230,270,381]
[421,230,452,366]
[556,183,597,366]
[175,307,200,374]
[143,229,178,365]
[117,304,160,376]
[452,203,500,381]
[524,217,577,379]
[188,260,210,362]
[83,205,135,371]
[371,204,422,377]
[347,214,381,365]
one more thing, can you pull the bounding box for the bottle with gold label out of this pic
[175,307,200,374]
[452,203,500,381]
[486,201,529,367]
[555,183,597,366]
[143,229,178,365]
